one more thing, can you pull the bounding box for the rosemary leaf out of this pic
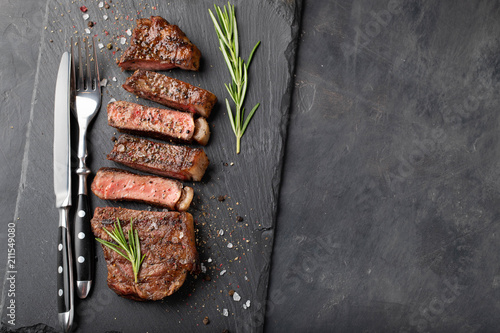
[95,218,144,283]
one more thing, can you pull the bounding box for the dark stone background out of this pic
[3,0,500,332]
[266,0,500,332]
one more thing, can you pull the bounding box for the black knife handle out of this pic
[57,207,74,333]
[73,193,94,296]
[57,225,72,313]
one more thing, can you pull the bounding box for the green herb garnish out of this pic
[209,2,261,154]
[96,218,145,283]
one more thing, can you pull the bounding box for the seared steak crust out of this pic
[122,69,217,118]
[91,167,194,211]
[91,207,199,301]
[118,16,201,71]
[107,134,209,181]
[107,101,210,145]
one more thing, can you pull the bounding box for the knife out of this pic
[53,51,74,333]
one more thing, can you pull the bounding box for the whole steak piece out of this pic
[118,16,201,71]
[122,69,217,118]
[91,207,199,301]
[107,134,210,182]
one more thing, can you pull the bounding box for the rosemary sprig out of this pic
[96,218,145,283]
[209,2,261,154]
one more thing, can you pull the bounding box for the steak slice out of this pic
[107,134,209,181]
[91,207,199,301]
[117,16,201,71]
[91,167,194,211]
[108,101,210,145]
[122,69,217,118]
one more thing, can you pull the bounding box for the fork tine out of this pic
[92,37,100,90]
[77,37,84,91]
[85,38,91,90]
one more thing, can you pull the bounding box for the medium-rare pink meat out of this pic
[107,134,209,181]
[122,69,217,118]
[91,167,194,211]
[107,101,210,145]
[91,207,199,301]
[117,16,201,71]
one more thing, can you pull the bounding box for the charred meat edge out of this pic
[117,16,201,71]
[107,134,209,182]
[122,69,217,118]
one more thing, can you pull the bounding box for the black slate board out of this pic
[1,0,301,331]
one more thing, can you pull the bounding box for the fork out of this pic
[70,37,101,299]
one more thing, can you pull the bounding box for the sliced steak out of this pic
[91,167,194,211]
[107,134,209,181]
[122,69,217,118]
[108,101,210,145]
[91,207,199,301]
[117,16,201,71]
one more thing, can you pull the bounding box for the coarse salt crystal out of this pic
[103,15,108,20]
[220,270,226,276]
[84,28,91,34]
[246,300,251,307]
[83,13,89,20]
[233,292,241,301]
[100,78,108,87]
[109,98,116,103]
[120,37,127,44]
[207,258,212,263]
[179,231,184,239]
[126,29,132,36]
[244,276,248,281]
[243,304,247,310]
[227,243,233,249]
[98,43,104,49]
[218,229,224,236]
[99,1,104,8]
[222,309,228,317]
[201,263,207,273]
[112,77,117,82]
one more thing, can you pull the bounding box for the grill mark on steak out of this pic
[107,101,210,145]
[122,69,217,118]
[117,16,201,71]
[91,167,194,211]
[91,207,199,301]
[107,134,209,181]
